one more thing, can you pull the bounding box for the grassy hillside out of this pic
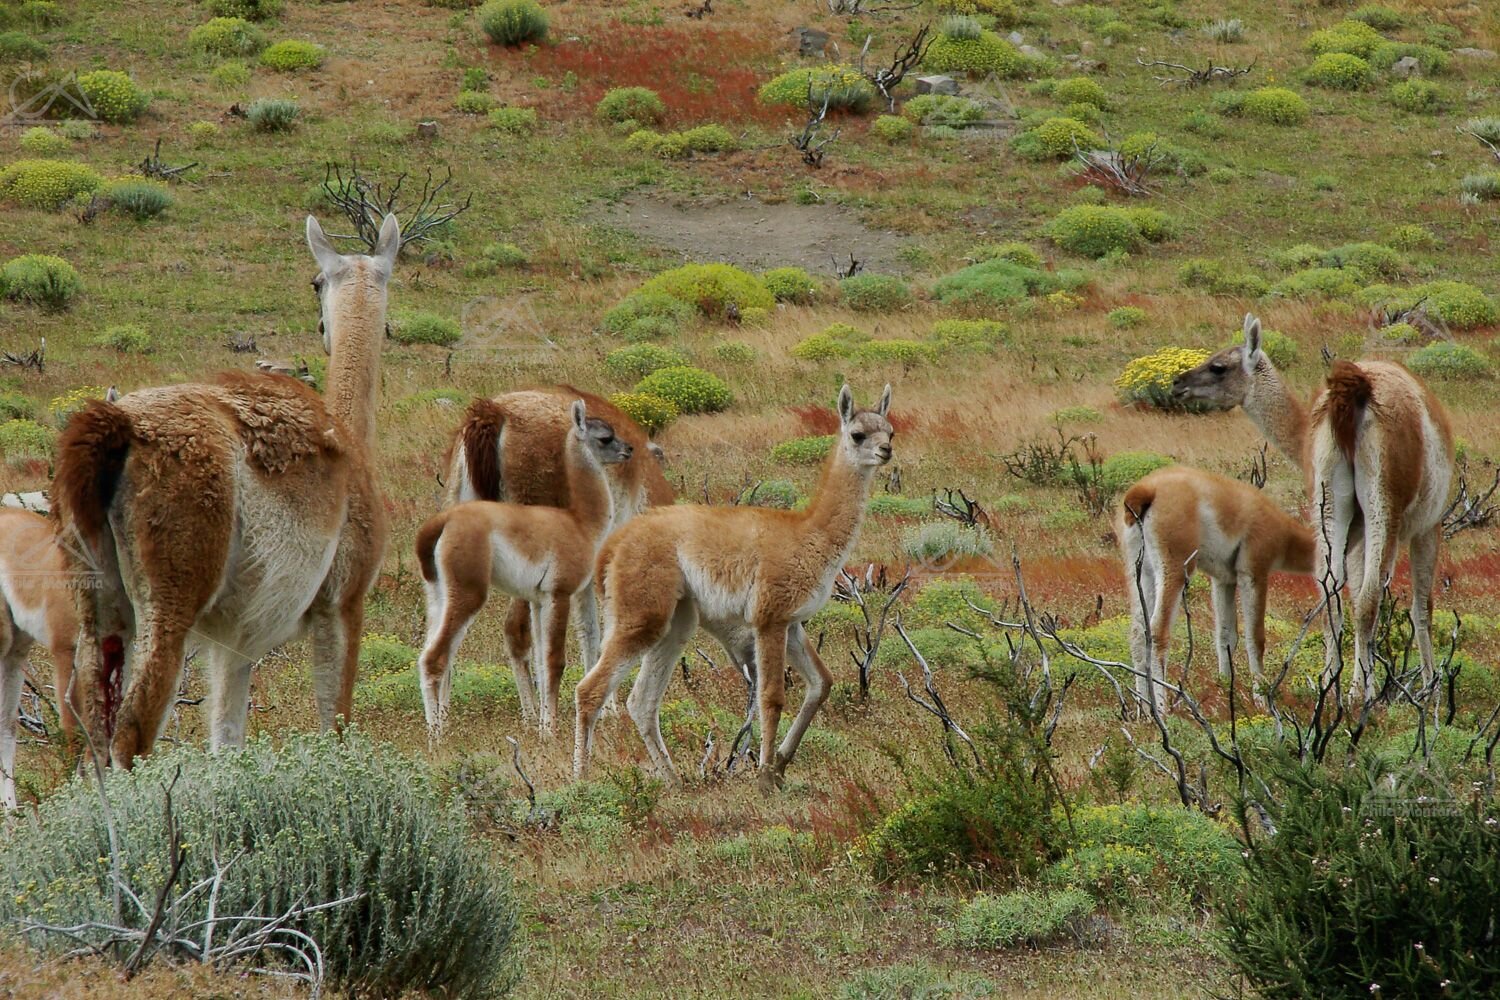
[2,0,1499,995]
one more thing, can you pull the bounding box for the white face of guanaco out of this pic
[305,213,400,355]
[571,400,634,466]
[837,383,895,469]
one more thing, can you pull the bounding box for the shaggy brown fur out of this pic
[1322,361,1374,463]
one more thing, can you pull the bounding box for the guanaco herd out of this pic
[0,217,1460,808]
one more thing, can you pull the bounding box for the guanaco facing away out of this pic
[1118,466,1315,715]
[1,508,82,809]
[1173,314,1455,701]
[574,384,894,794]
[416,401,633,736]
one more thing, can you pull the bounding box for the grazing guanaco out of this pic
[1,509,80,808]
[1118,466,1315,714]
[50,215,397,767]
[416,401,632,736]
[574,384,894,793]
[1173,314,1455,700]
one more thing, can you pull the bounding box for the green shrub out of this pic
[246,97,299,131]
[932,257,1074,306]
[208,0,282,18]
[1270,243,1323,270]
[929,318,1007,353]
[758,64,874,113]
[761,266,817,304]
[1099,451,1172,493]
[102,179,173,220]
[925,28,1033,76]
[1043,205,1173,259]
[1369,41,1448,75]
[1377,321,1421,345]
[866,494,931,517]
[454,90,497,114]
[634,366,732,414]
[625,124,735,158]
[1229,325,1298,368]
[1115,347,1208,409]
[19,0,63,26]
[0,734,520,996]
[189,16,267,55]
[1236,87,1309,125]
[1052,404,1101,424]
[478,0,547,46]
[0,419,53,461]
[970,241,1041,268]
[1221,756,1500,998]
[1408,341,1491,379]
[840,273,911,312]
[1348,4,1404,31]
[1462,117,1500,146]
[0,253,79,308]
[0,392,35,422]
[259,38,324,70]
[480,241,528,268]
[791,330,854,361]
[1052,803,1242,906]
[0,31,48,61]
[210,59,252,89]
[871,114,913,142]
[1012,116,1102,159]
[391,311,461,346]
[608,391,677,434]
[487,106,538,134]
[1177,258,1270,298]
[17,127,66,155]
[1361,280,1498,330]
[596,86,664,124]
[1305,19,1383,59]
[1271,266,1359,299]
[902,94,987,127]
[901,521,993,564]
[92,323,151,353]
[636,263,773,319]
[1108,306,1146,328]
[1053,75,1106,108]
[712,340,756,364]
[602,291,695,339]
[853,339,937,366]
[603,343,686,380]
[951,889,1094,948]
[1389,79,1447,113]
[1461,172,1500,200]
[73,69,150,123]
[770,434,834,464]
[1321,241,1403,280]
[186,119,221,144]
[1307,52,1372,89]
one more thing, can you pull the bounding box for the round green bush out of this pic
[246,97,299,131]
[1370,41,1448,75]
[1386,223,1438,250]
[1321,241,1403,280]
[792,323,868,361]
[1053,75,1106,108]
[1230,325,1299,368]
[454,90,498,114]
[1389,79,1447,114]
[1271,266,1359,299]
[871,113,914,142]
[1099,451,1173,493]
[712,340,756,363]
[932,257,1073,306]
[839,273,911,312]
[391,310,461,346]
[17,127,66,155]
[636,263,773,319]
[210,59,252,89]
[1239,87,1309,125]
[853,339,937,366]
[758,64,874,113]
[0,734,520,997]
[0,253,79,308]
[761,266,817,304]
[1017,116,1102,158]
[603,343,687,380]
[924,29,1032,77]
[929,318,1007,353]
[478,0,547,46]
[0,392,35,421]
[596,86,665,125]
[1304,19,1383,59]
[92,323,152,353]
[0,30,48,62]
[1178,259,1271,298]
[770,434,834,464]
[260,38,324,70]
[488,106,538,134]
[608,392,677,435]
[189,16,268,55]
[1349,4,1404,31]
[1408,341,1492,379]
[0,419,54,461]
[602,291,695,338]
[102,179,173,220]
[207,0,283,19]
[1307,52,1371,90]
[901,94,986,127]
[1460,172,1500,201]
[1360,281,1499,329]
[479,241,528,268]
[1051,803,1242,906]
[634,366,732,414]
[75,70,149,123]
[970,242,1042,268]
[1043,205,1174,259]
[1107,306,1146,329]
[951,889,1095,948]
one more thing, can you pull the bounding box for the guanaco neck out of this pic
[795,446,876,570]
[1243,362,1308,473]
[324,265,386,451]
[565,437,614,544]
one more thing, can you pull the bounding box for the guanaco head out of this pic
[572,400,634,466]
[1171,313,1266,411]
[837,383,894,468]
[306,212,400,354]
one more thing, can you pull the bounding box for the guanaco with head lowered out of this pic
[416,401,633,736]
[574,384,894,794]
[1117,466,1315,714]
[1172,313,1455,700]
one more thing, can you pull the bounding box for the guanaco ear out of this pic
[837,384,854,426]
[306,215,342,277]
[1241,313,1262,375]
[876,383,892,416]
[571,399,587,436]
[372,213,401,277]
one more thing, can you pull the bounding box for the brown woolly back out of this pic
[52,400,133,550]
[1323,361,1374,462]
[415,511,448,583]
[460,398,506,501]
[1120,479,1156,526]
[213,371,342,474]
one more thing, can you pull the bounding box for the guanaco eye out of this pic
[1210,363,1227,375]
[312,275,325,293]
[851,432,866,444]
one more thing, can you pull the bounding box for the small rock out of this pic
[416,120,438,140]
[1429,150,1444,158]
[791,26,829,56]
[1453,47,1498,60]
[1019,44,1043,59]
[1008,31,1024,44]
[1391,55,1422,78]
[915,74,959,96]
[1080,40,1095,54]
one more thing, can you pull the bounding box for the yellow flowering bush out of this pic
[76,70,149,123]
[259,39,325,71]
[758,64,874,113]
[188,16,268,55]
[1304,19,1382,59]
[0,158,103,209]
[924,29,1034,77]
[608,391,678,434]
[636,262,773,318]
[634,366,732,415]
[46,385,107,426]
[1114,347,1208,408]
[1043,205,1174,258]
